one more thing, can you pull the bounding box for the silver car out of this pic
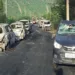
[0,23,16,51]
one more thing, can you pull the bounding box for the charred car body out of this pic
[10,21,25,41]
[20,19,30,35]
[0,23,16,51]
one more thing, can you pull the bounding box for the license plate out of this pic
[65,53,75,58]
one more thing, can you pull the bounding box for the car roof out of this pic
[61,20,75,25]
[20,19,29,22]
[10,21,23,25]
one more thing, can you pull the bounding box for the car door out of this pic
[6,26,16,45]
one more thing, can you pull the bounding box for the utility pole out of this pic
[66,0,69,20]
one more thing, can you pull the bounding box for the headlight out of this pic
[54,41,62,49]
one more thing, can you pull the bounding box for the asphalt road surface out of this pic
[0,24,75,75]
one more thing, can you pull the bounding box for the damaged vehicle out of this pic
[10,21,25,41]
[53,20,75,69]
[0,23,16,51]
[20,19,30,35]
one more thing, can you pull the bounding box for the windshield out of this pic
[11,24,22,29]
[21,21,29,25]
[58,23,75,34]
[44,22,50,24]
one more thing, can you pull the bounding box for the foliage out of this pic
[43,0,66,30]
[0,0,6,23]
[7,17,16,24]
[18,16,31,20]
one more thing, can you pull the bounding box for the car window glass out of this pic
[16,24,23,28]
[58,23,75,34]
[0,27,3,33]
[44,22,50,24]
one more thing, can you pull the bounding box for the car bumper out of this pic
[0,43,6,50]
[44,26,50,31]
[53,48,75,65]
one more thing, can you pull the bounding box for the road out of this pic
[0,24,75,75]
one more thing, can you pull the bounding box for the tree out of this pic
[43,0,66,30]
[0,0,6,23]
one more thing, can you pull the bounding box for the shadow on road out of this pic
[6,41,20,51]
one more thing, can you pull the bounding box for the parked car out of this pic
[10,21,25,41]
[53,20,75,69]
[43,20,51,31]
[0,23,16,51]
[38,20,44,28]
[20,19,30,35]
[39,20,51,30]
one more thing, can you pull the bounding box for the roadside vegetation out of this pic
[0,0,65,31]
[0,0,6,23]
[43,0,66,31]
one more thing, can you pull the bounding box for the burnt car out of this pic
[53,20,75,68]
[0,23,16,51]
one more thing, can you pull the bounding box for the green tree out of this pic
[43,0,66,30]
[0,0,6,23]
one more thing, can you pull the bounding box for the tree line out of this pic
[43,0,66,30]
[0,0,6,23]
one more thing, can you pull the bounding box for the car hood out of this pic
[56,34,75,46]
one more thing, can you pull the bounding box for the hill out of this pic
[5,0,56,19]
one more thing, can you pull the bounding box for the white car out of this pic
[0,23,16,51]
[20,19,29,24]
[20,20,30,35]
[43,20,51,27]
[39,20,51,31]
[10,21,25,41]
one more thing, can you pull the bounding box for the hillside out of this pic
[6,0,56,19]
